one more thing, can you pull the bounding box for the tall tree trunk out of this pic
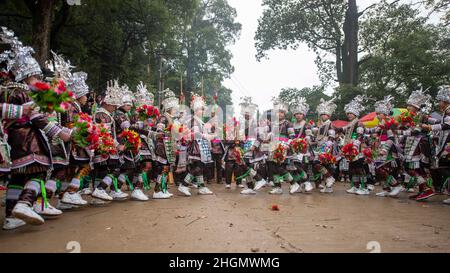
[28,0,56,66]
[341,0,359,86]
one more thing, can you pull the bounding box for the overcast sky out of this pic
[222,0,383,113]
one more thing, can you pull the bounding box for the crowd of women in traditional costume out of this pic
[0,26,449,231]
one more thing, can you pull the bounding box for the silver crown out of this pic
[161,88,178,111]
[291,97,309,115]
[272,97,289,112]
[374,95,394,115]
[344,95,367,117]
[436,85,450,103]
[120,84,134,106]
[49,50,74,82]
[68,72,89,99]
[0,27,42,82]
[239,96,257,115]
[104,80,122,106]
[316,98,337,116]
[49,51,89,99]
[407,88,431,110]
[135,81,154,106]
[0,50,13,73]
[191,92,206,111]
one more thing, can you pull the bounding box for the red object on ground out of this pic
[0,185,6,191]
[271,204,279,211]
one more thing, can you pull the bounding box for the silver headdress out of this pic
[135,81,154,106]
[161,88,179,111]
[103,80,122,106]
[272,97,289,113]
[0,26,42,82]
[291,97,309,115]
[316,97,337,116]
[239,96,257,115]
[49,50,73,82]
[49,51,89,99]
[407,88,431,110]
[436,85,450,103]
[0,51,13,73]
[344,95,367,117]
[191,93,206,111]
[374,95,394,115]
[68,72,89,99]
[120,84,133,106]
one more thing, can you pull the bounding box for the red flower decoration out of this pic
[319,152,336,165]
[291,138,308,154]
[342,143,359,161]
[33,82,51,91]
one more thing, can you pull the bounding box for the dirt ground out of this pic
[0,183,449,253]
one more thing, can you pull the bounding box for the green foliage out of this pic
[0,0,240,108]
[255,0,347,85]
[359,1,450,105]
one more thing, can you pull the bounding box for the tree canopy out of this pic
[264,0,449,116]
[0,0,241,109]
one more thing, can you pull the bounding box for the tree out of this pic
[255,0,374,86]
[179,0,241,106]
[0,0,240,109]
[358,1,450,105]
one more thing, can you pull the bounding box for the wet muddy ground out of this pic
[1,183,449,253]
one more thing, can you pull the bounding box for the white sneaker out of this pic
[153,191,170,199]
[165,191,174,197]
[237,184,245,188]
[79,188,92,195]
[198,187,213,195]
[325,177,335,188]
[254,179,267,191]
[367,184,375,191]
[12,202,45,225]
[304,182,313,192]
[33,199,63,216]
[269,181,275,187]
[320,187,333,193]
[356,188,370,195]
[376,191,389,197]
[3,217,26,230]
[443,198,450,205]
[346,187,357,194]
[56,200,79,210]
[269,187,283,194]
[109,189,128,200]
[225,184,231,189]
[61,192,88,206]
[407,188,415,193]
[178,185,192,196]
[289,183,300,194]
[92,188,113,201]
[241,188,256,195]
[131,189,149,201]
[388,186,403,197]
[318,184,325,189]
